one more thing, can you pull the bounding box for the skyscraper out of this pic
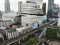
[42,3,46,14]
[0,11,2,19]
[18,1,22,14]
[48,0,54,10]
[5,0,10,13]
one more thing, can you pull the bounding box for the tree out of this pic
[25,38,38,45]
[46,28,57,40]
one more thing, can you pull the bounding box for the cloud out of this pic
[0,0,4,11]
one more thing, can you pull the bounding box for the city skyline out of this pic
[0,0,60,11]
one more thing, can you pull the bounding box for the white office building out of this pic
[21,3,43,14]
[18,0,43,14]
[21,15,46,26]
[18,0,46,27]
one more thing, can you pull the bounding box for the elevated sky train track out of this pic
[34,38,48,45]
[0,20,57,45]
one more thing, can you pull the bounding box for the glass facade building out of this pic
[48,0,54,10]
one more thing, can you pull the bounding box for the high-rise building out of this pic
[18,0,43,15]
[17,0,46,26]
[0,11,2,19]
[48,0,54,10]
[52,4,59,14]
[18,1,22,14]
[42,3,46,14]
[47,0,54,19]
[5,0,10,13]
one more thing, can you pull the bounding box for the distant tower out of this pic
[42,3,46,14]
[18,1,22,15]
[0,11,2,20]
[5,0,10,13]
[48,0,54,10]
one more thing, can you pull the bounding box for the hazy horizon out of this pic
[0,0,60,12]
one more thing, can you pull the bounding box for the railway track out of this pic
[32,38,46,45]
[0,20,57,45]
[35,41,40,45]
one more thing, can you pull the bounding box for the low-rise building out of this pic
[0,20,12,27]
[4,29,19,40]
[2,12,18,22]
[0,12,18,28]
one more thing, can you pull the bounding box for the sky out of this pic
[0,0,60,11]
